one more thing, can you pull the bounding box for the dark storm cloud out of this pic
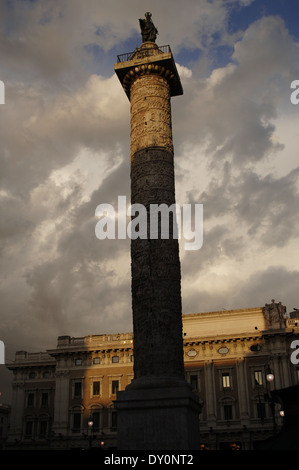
[182,265,299,315]
[23,158,132,339]
[193,165,299,247]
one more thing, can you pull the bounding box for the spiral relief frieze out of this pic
[130,72,173,157]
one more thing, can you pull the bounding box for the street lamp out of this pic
[88,418,93,428]
[265,366,276,432]
[266,367,275,383]
[88,416,93,449]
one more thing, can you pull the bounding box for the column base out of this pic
[115,377,201,450]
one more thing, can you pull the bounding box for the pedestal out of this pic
[116,377,201,450]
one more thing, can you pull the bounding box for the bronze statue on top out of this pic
[139,12,158,43]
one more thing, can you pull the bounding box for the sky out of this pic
[1,0,299,402]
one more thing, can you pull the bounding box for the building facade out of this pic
[5,301,299,450]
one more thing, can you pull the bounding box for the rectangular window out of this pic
[111,380,119,395]
[111,411,117,430]
[254,370,263,386]
[222,372,231,389]
[190,375,198,390]
[92,411,100,431]
[257,402,266,420]
[27,393,34,407]
[25,420,33,437]
[41,392,49,407]
[224,404,233,420]
[92,381,100,396]
[74,381,82,397]
[73,412,81,432]
[39,420,48,437]
[93,357,100,364]
[112,356,119,363]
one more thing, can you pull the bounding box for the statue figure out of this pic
[263,299,286,329]
[139,12,158,43]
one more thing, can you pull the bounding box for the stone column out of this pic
[7,382,25,441]
[204,361,216,428]
[52,370,70,436]
[114,40,200,450]
[129,46,184,382]
[236,358,250,425]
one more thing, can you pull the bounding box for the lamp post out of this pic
[266,366,275,384]
[265,366,276,432]
[87,416,93,449]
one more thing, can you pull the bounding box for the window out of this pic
[75,358,82,366]
[27,393,35,407]
[29,372,36,379]
[72,412,81,432]
[223,404,233,421]
[43,371,50,378]
[92,381,100,396]
[112,356,119,363]
[254,370,263,386]
[91,411,101,431]
[111,410,117,430]
[93,357,100,364]
[190,374,199,391]
[74,381,82,397]
[111,380,119,395]
[41,392,49,407]
[39,420,48,437]
[222,372,231,389]
[257,401,266,420]
[221,397,235,421]
[25,420,33,437]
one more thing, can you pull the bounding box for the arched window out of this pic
[88,405,103,432]
[70,405,84,433]
[24,414,34,438]
[108,404,117,432]
[38,413,50,438]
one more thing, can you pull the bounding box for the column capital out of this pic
[114,44,183,100]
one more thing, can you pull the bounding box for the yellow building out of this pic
[6,301,299,450]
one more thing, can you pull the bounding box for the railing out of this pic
[15,351,54,363]
[117,44,171,63]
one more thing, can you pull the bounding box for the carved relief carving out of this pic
[130,73,173,157]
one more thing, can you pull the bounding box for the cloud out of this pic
[1,1,299,403]
[173,15,299,320]
[182,264,299,315]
